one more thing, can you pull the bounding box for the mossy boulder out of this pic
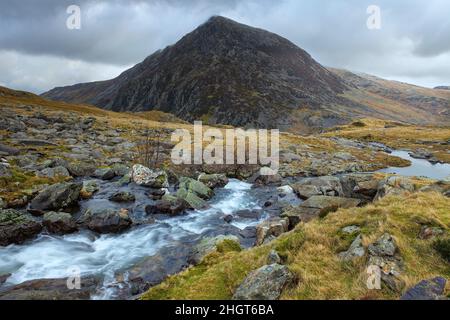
[176,177,213,210]
[0,209,42,246]
[81,208,132,234]
[131,164,169,188]
[145,194,187,215]
[28,182,82,215]
[198,173,229,189]
[189,235,241,264]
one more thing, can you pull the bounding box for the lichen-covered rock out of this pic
[176,177,213,210]
[28,182,82,215]
[92,167,115,180]
[291,176,344,199]
[0,209,42,246]
[232,264,294,300]
[368,233,397,257]
[81,208,132,234]
[338,235,365,261]
[401,277,447,300]
[36,166,71,179]
[198,173,229,189]
[131,164,169,188]
[67,162,96,177]
[80,180,99,199]
[43,212,77,235]
[375,176,415,200]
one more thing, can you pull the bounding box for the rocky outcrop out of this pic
[81,208,132,234]
[131,164,169,188]
[0,209,42,246]
[339,173,379,201]
[232,264,294,300]
[28,182,82,215]
[43,212,77,235]
[291,176,343,200]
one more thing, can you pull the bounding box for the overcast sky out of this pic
[1,0,449,93]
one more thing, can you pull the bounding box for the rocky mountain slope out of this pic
[42,16,450,132]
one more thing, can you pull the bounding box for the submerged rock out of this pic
[131,164,169,188]
[0,209,42,246]
[232,264,294,300]
[28,182,82,215]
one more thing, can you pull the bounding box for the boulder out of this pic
[0,209,42,246]
[92,167,115,180]
[81,208,132,234]
[131,164,169,188]
[189,235,241,264]
[255,218,289,245]
[0,277,99,300]
[375,176,415,200]
[67,163,96,177]
[36,166,71,179]
[267,250,282,264]
[80,180,99,199]
[109,191,136,203]
[291,176,343,199]
[176,177,213,210]
[145,195,187,216]
[198,173,229,189]
[43,212,77,235]
[368,233,397,257]
[111,164,130,177]
[232,264,294,300]
[28,182,82,215]
[339,173,379,201]
[0,143,20,156]
[420,181,450,197]
[401,277,447,300]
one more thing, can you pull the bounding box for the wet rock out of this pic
[43,212,77,235]
[145,195,187,216]
[28,182,82,215]
[67,162,96,177]
[240,226,257,239]
[232,264,294,300]
[375,176,415,200]
[338,235,365,261]
[401,277,447,300]
[92,167,115,180]
[131,164,169,188]
[0,277,100,300]
[0,209,43,246]
[125,244,192,295]
[176,177,213,210]
[223,214,233,223]
[256,218,289,245]
[112,164,130,177]
[116,174,131,186]
[249,172,282,186]
[267,250,281,264]
[36,166,71,179]
[235,209,263,219]
[109,191,136,203]
[0,144,20,156]
[190,235,240,264]
[80,180,99,199]
[198,173,229,189]
[81,208,132,234]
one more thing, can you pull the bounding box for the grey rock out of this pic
[190,235,240,264]
[401,277,447,300]
[338,235,365,261]
[233,264,294,300]
[81,208,132,234]
[43,212,77,235]
[28,182,82,215]
[0,209,43,246]
[92,167,115,180]
[256,218,289,245]
[267,250,281,264]
[198,173,229,189]
[0,144,20,156]
[67,162,96,177]
[36,166,71,179]
[109,191,136,203]
[131,164,169,188]
[368,233,397,257]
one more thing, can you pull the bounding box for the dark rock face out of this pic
[28,182,82,215]
[145,195,187,216]
[42,16,353,132]
[0,277,99,300]
[109,191,136,203]
[81,208,132,234]
[0,209,42,246]
[401,277,447,300]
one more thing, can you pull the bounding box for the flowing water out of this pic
[378,150,450,180]
[0,179,273,298]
